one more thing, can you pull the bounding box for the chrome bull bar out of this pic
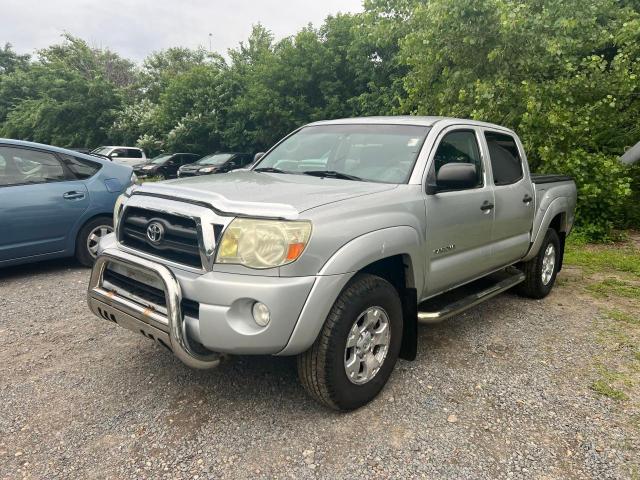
[87,248,221,369]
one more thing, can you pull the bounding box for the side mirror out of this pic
[427,163,477,194]
[254,152,265,162]
[110,152,119,158]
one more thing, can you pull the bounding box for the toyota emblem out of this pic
[146,221,164,244]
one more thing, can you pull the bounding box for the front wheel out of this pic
[76,216,114,267]
[516,228,560,299]
[297,273,403,411]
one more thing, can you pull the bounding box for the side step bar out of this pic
[417,268,525,324]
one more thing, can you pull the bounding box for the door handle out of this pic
[522,194,533,203]
[480,201,494,211]
[63,191,85,200]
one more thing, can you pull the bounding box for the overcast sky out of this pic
[2,0,364,62]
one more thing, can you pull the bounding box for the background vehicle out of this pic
[90,146,146,166]
[133,153,200,179]
[87,117,576,411]
[0,139,135,268]
[177,152,252,177]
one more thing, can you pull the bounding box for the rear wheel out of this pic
[297,273,403,411]
[516,228,560,299]
[76,216,113,267]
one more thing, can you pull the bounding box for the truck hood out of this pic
[133,170,397,218]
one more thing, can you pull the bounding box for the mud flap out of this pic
[399,287,417,361]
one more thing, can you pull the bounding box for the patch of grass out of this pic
[608,309,640,325]
[564,238,640,277]
[590,379,629,400]
[586,278,640,299]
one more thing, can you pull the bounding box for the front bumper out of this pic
[87,243,337,367]
[88,248,222,369]
[177,170,200,177]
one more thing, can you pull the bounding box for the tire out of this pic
[516,228,560,299]
[297,273,403,411]
[75,216,114,267]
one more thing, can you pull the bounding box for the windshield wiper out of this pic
[303,170,362,181]
[254,167,290,174]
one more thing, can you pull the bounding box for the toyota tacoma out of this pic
[87,117,577,410]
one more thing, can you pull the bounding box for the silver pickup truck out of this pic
[88,116,577,410]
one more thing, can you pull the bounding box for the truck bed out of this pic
[530,173,574,184]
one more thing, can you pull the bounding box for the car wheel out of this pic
[297,273,403,411]
[516,228,560,299]
[76,216,114,267]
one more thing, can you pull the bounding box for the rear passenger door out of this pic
[482,130,535,268]
[0,145,90,261]
[424,128,495,296]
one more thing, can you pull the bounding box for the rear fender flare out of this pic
[523,197,568,262]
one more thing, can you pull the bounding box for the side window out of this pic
[0,146,69,187]
[60,154,101,179]
[128,149,143,158]
[484,132,523,185]
[112,148,127,158]
[432,130,483,188]
[241,155,252,166]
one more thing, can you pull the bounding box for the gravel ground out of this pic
[1,259,638,479]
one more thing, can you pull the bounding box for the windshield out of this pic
[254,124,430,183]
[197,153,233,166]
[149,154,172,164]
[91,147,112,155]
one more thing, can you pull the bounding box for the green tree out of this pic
[0,43,30,75]
[0,35,130,147]
[401,0,639,239]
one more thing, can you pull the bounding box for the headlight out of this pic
[199,166,216,173]
[143,165,155,170]
[216,218,312,269]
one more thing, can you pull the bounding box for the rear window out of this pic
[484,132,523,185]
[61,154,102,179]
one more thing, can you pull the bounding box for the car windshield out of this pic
[254,124,431,183]
[149,154,172,164]
[91,147,112,155]
[197,154,233,166]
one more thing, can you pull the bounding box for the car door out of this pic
[423,127,495,296]
[482,130,535,269]
[0,145,90,261]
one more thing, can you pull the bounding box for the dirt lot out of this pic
[1,242,639,479]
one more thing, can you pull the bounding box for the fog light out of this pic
[252,302,271,327]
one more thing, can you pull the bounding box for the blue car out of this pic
[0,139,135,267]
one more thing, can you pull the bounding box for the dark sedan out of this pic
[133,153,200,179]
[177,152,252,177]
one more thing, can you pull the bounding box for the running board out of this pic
[417,268,525,324]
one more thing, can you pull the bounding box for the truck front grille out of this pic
[103,267,200,319]
[119,206,202,268]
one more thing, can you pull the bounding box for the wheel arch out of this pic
[318,225,423,363]
[522,197,570,262]
[73,212,113,249]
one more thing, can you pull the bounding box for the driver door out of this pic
[423,128,495,297]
